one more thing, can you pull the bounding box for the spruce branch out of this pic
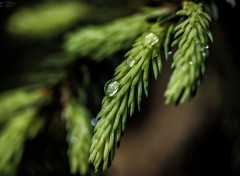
[64,14,149,61]
[7,2,89,38]
[64,99,92,175]
[0,108,42,176]
[164,23,174,60]
[89,23,168,171]
[164,1,213,104]
[0,89,44,124]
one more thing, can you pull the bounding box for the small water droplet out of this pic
[104,80,120,97]
[127,59,135,68]
[168,51,173,55]
[201,45,209,57]
[142,32,159,48]
[91,118,98,126]
[189,61,193,65]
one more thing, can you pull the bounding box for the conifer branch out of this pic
[7,2,89,38]
[89,23,167,171]
[64,99,92,175]
[0,88,48,175]
[164,24,174,60]
[164,1,213,104]
[0,109,42,176]
[64,14,150,61]
[0,89,44,124]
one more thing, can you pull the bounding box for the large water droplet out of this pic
[127,58,135,68]
[91,118,98,126]
[104,80,120,97]
[142,32,159,48]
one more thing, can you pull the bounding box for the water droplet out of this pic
[127,58,135,68]
[189,61,193,65]
[201,45,209,57]
[104,80,120,97]
[168,51,173,55]
[142,32,159,48]
[91,118,98,126]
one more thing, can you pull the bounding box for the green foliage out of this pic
[64,99,92,175]
[0,88,47,175]
[24,54,73,87]
[89,23,168,171]
[7,2,89,38]
[64,13,150,61]
[0,89,44,124]
[0,109,43,176]
[2,0,231,174]
[164,1,213,104]
[164,24,174,60]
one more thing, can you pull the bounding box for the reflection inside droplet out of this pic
[127,58,135,68]
[142,32,159,48]
[104,80,120,97]
[91,118,98,126]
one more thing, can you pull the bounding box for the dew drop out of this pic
[127,58,135,68]
[201,45,209,57]
[104,80,120,97]
[168,51,173,55]
[142,32,159,48]
[91,118,98,126]
[189,61,193,65]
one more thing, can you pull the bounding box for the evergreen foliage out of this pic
[164,2,213,104]
[64,13,150,61]
[0,0,236,175]
[0,89,44,124]
[0,89,46,176]
[89,23,168,171]
[7,2,89,38]
[63,98,92,175]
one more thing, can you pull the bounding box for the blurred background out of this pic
[0,0,240,176]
